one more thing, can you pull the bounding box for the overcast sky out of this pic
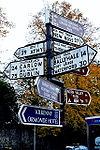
[0,0,100,70]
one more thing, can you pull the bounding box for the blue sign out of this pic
[18,104,62,127]
[85,116,100,125]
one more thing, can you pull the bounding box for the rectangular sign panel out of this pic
[4,58,44,79]
[65,88,91,105]
[14,41,46,58]
[86,116,100,125]
[35,77,61,104]
[18,104,62,127]
[51,45,97,75]
[52,28,84,46]
[46,10,84,37]
[53,41,75,53]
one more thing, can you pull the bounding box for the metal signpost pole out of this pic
[50,79,66,150]
[46,23,66,150]
[46,23,52,80]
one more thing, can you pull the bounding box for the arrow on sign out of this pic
[52,28,85,46]
[4,58,44,80]
[65,88,91,105]
[35,77,61,104]
[14,40,46,58]
[51,45,97,76]
[18,104,62,127]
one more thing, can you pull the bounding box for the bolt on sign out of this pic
[65,88,91,106]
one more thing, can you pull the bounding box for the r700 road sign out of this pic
[4,58,44,79]
[18,104,62,127]
[14,40,46,58]
[35,77,61,104]
[65,88,91,105]
[51,45,97,75]
[46,10,84,37]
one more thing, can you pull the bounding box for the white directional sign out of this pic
[46,10,84,37]
[14,41,46,58]
[51,45,97,75]
[35,77,61,104]
[4,58,44,79]
[53,41,75,53]
[52,28,84,46]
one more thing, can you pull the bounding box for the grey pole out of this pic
[86,122,90,150]
[34,125,36,150]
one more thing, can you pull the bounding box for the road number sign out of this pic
[4,58,44,79]
[65,88,91,105]
[51,45,97,75]
[35,77,61,104]
[18,104,62,127]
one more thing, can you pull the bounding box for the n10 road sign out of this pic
[35,77,61,104]
[14,40,46,58]
[65,88,91,106]
[51,45,97,76]
[4,58,44,80]
[52,28,84,46]
[18,104,62,127]
[46,10,84,37]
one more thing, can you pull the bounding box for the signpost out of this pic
[46,10,84,37]
[52,28,84,46]
[4,58,44,79]
[18,104,62,127]
[14,40,46,58]
[35,77,61,104]
[51,45,97,75]
[65,88,91,105]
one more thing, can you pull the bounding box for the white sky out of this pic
[0,0,100,71]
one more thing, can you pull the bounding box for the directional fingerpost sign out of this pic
[35,77,61,104]
[65,88,91,105]
[46,10,84,37]
[53,41,75,53]
[51,45,97,76]
[14,40,46,58]
[4,58,44,79]
[52,28,84,46]
[18,104,62,127]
